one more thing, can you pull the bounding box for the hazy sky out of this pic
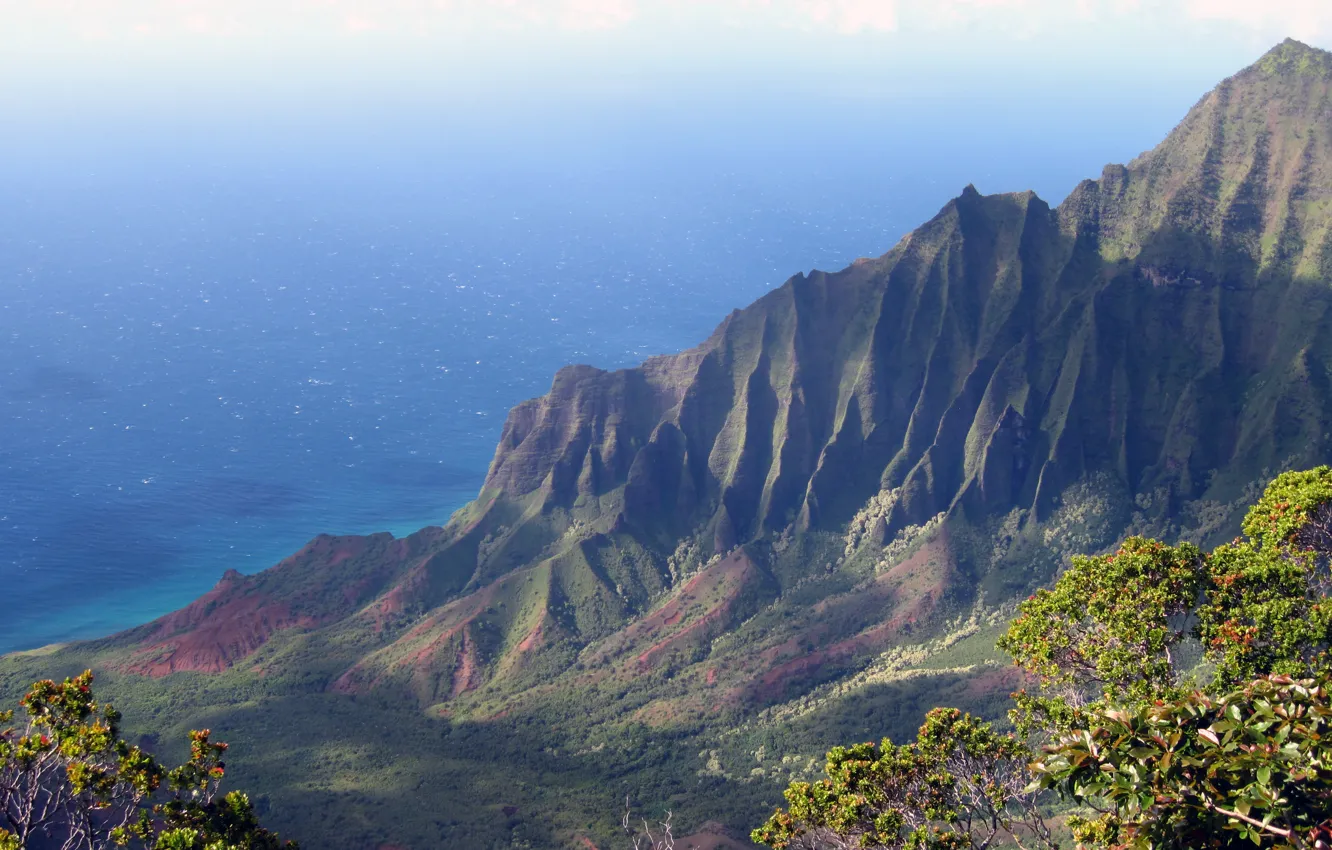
[4,2,1326,108]
[1,2,1327,192]
[5,0,1327,43]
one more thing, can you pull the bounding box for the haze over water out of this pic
[0,4,1293,652]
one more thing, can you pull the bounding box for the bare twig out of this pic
[622,797,675,850]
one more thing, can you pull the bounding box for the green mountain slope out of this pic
[8,38,1332,850]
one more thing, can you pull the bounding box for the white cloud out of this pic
[792,0,900,33]
[1185,0,1332,41]
[5,0,1331,44]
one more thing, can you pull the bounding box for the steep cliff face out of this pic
[41,39,1332,721]
[485,41,1332,551]
[1075,39,1332,276]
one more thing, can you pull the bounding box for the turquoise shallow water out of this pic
[0,97,1187,653]
[0,162,905,651]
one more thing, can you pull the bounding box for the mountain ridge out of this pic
[8,37,1332,850]
[78,39,1332,703]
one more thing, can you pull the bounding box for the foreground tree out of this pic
[755,468,1332,850]
[0,671,295,850]
[752,708,1053,850]
[1032,675,1332,850]
[1020,469,1332,849]
[999,469,1332,724]
[996,536,1206,734]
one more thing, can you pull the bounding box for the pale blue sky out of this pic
[1,1,1326,204]
[3,2,1325,110]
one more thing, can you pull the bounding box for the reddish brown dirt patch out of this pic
[113,527,444,677]
[329,576,506,699]
[516,614,546,653]
[364,566,430,625]
[963,664,1025,699]
[632,554,757,670]
[744,533,958,703]
[451,628,483,697]
[586,551,756,671]
[115,573,316,677]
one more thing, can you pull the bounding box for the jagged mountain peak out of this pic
[1059,39,1332,277]
[1248,38,1332,80]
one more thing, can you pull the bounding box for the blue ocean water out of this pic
[0,95,1190,652]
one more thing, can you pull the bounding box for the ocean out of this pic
[0,94,1187,652]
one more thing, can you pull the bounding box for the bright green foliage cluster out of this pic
[1240,468,1332,552]
[751,708,1051,850]
[1196,468,1332,685]
[1033,675,1332,850]
[997,537,1205,731]
[0,671,295,850]
[150,788,288,850]
[1198,541,1332,685]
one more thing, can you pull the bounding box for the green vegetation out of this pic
[758,468,1332,850]
[753,707,1046,850]
[999,537,1206,730]
[1036,676,1332,850]
[0,671,292,849]
[8,37,1332,850]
